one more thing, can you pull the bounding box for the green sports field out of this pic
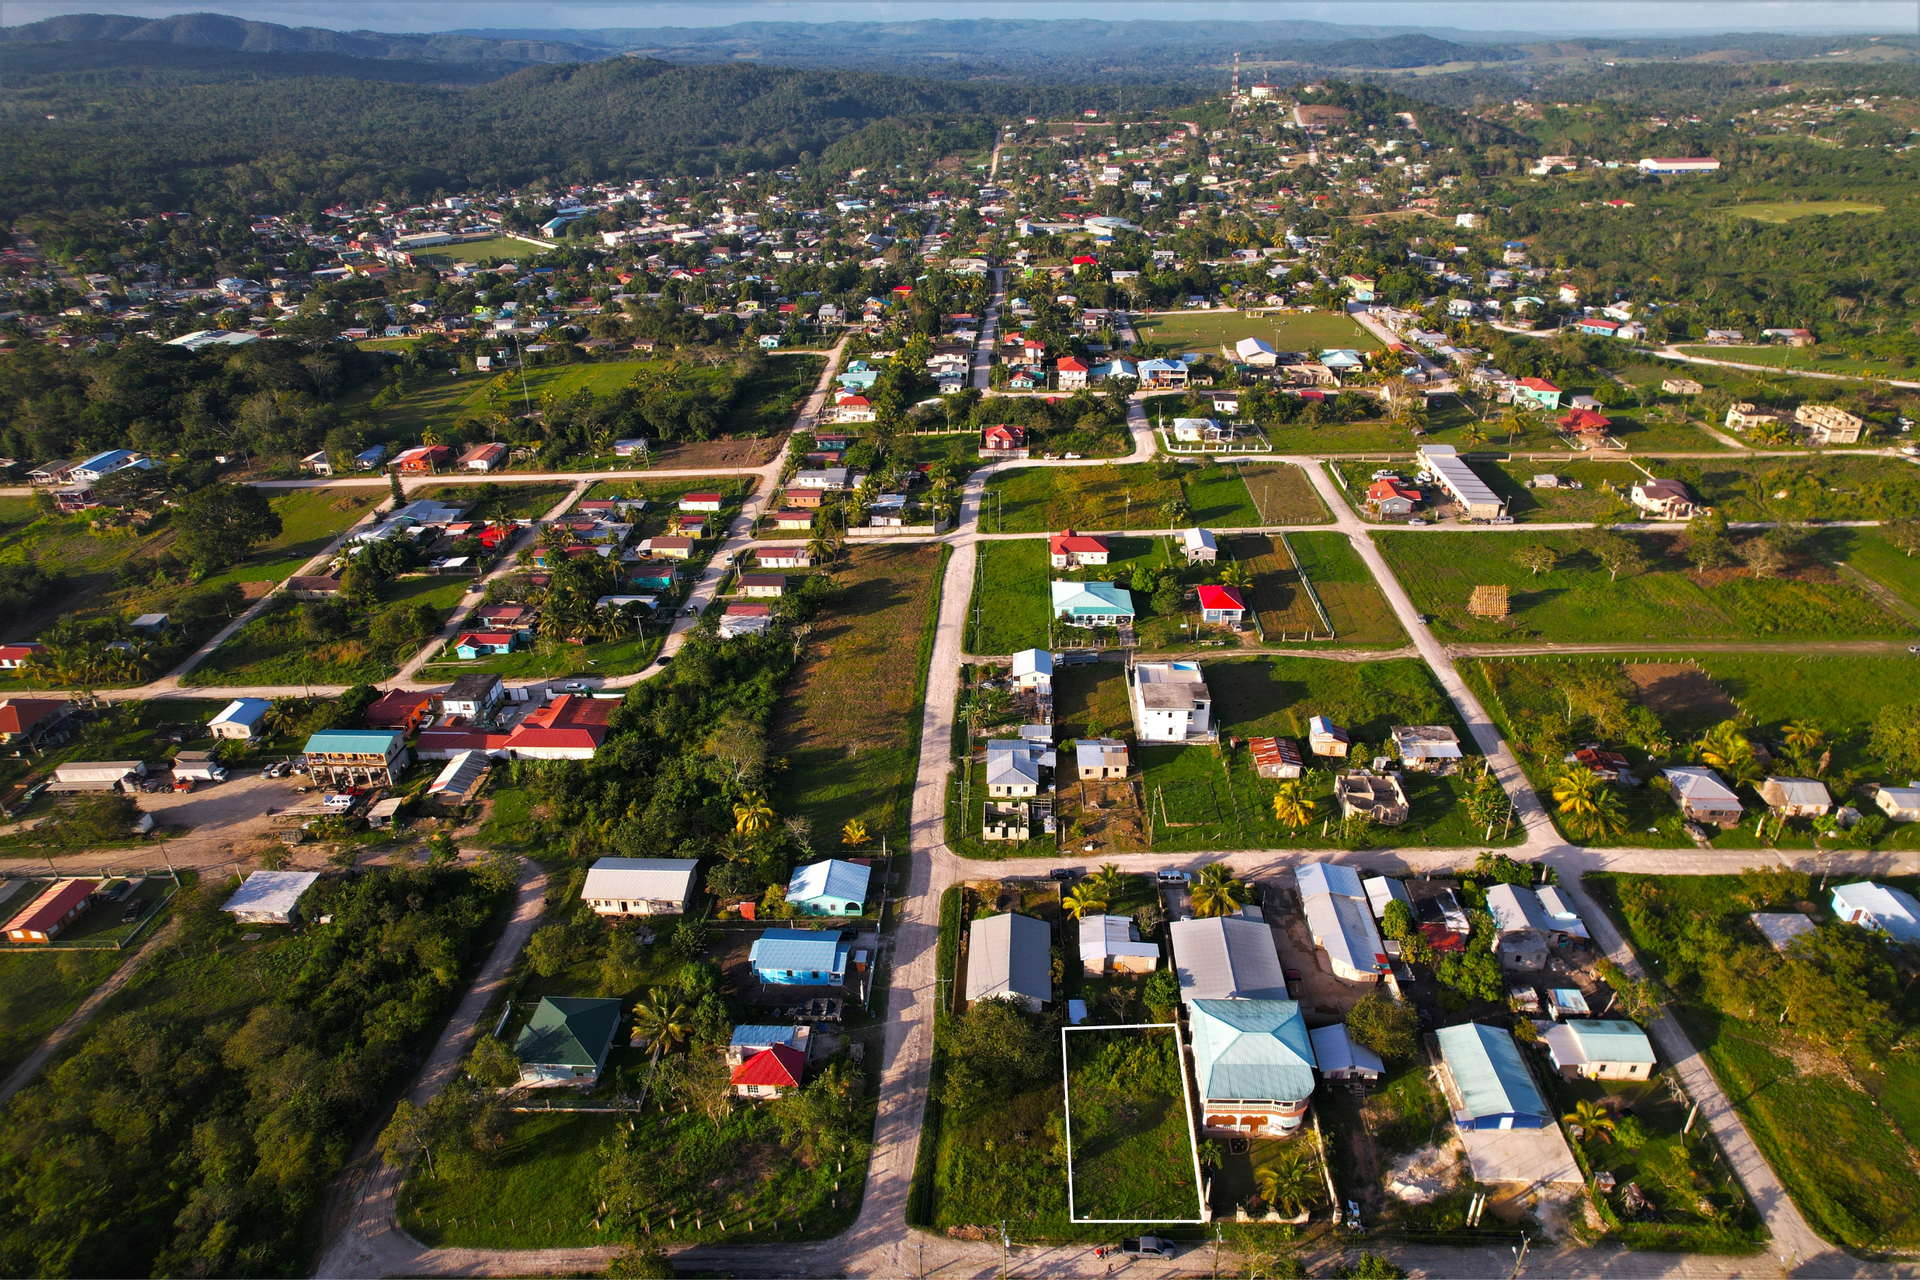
[1133,310,1380,356]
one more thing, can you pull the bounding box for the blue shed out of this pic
[786,860,871,916]
[749,928,850,986]
[1436,1022,1551,1130]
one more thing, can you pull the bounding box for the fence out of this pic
[1277,530,1334,636]
[0,868,181,953]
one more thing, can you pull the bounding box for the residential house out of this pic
[207,697,271,741]
[1055,357,1089,390]
[1334,772,1410,825]
[1418,445,1505,520]
[1661,378,1704,395]
[1392,725,1463,774]
[1310,1023,1384,1083]
[223,870,322,925]
[1137,358,1190,388]
[1050,581,1135,628]
[784,488,825,510]
[1435,1023,1551,1130]
[1079,915,1159,976]
[1629,479,1699,520]
[771,509,816,531]
[1169,913,1289,1004]
[1485,883,1556,970]
[1049,530,1110,569]
[1181,527,1218,564]
[1010,648,1053,691]
[459,442,507,472]
[1308,716,1350,758]
[1129,661,1214,744]
[286,572,344,600]
[750,928,851,985]
[1366,479,1420,517]
[1075,738,1130,780]
[390,444,454,474]
[0,643,45,671]
[965,912,1052,1011]
[1570,747,1635,785]
[453,631,520,659]
[727,1024,811,1067]
[1249,737,1304,779]
[786,860,871,916]
[1759,776,1833,818]
[985,738,1053,797]
[71,449,149,483]
[757,549,815,570]
[1542,1020,1657,1082]
[1663,766,1743,827]
[1795,404,1864,445]
[981,424,1027,459]
[790,468,853,491]
[1724,402,1786,432]
[1557,408,1617,450]
[1189,999,1319,1137]
[731,1043,806,1099]
[1751,912,1817,951]
[439,672,505,721]
[302,729,407,788]
[1298,862,1388,982]
[1511,377,1563,411]
[737,574,786,599]
[1235,337,1280,368]
[1196,584,1246,627]
[1875,785,1920,823]
[1830,881,1920,944]
[679,492,724,512]
[514,997,622,1088]
[301,451,334,476]
[505,694,614,759]
[475,603,536,632]
[4,880,96,944]
[582,857,699,917]
[645,536,694,560]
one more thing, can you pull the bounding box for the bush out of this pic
[1347,990,1420,1062]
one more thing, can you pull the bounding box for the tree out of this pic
[1564,1099,1616,1145]
[174,482,282,572]
[466,1035,521,1088]
[632,990,691,1071]
[732,790,775,836]
[1551,769,1624,839]
[1061,886,1108,919]
[941,998,1054,1112]
[1513,544,1559,577]
[1255,1149,1320,1217]
[1885,517,1920,558]
[1346,989,1420,1062]
[1868,700,1920,775]
[1580,529,1645,582]
[1334,1253,1407,1279]
[841,817,868,847]
[376,1099,437,1176]
[1695,719,1762,784]
[1189,862,1246,918]
[1143,969,1182,1022]
[1271,780,1315,828]
[1736,535,1785,579]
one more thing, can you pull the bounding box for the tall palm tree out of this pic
[1062,887,1109,919]
[1551,768,1606,822]
[1189,862,1247,918]
[1694,721,1760,784]
[1563,1100,1616,1144]
[1271,780,1316,829]
[1255,1150,1319,1216]
[1092,863,1124,899]
[1218,561,1249,590]
[632,990,691,1068]
[732,791,775,836]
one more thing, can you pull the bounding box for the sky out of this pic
[1,0,1916,33]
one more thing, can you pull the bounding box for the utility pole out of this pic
[998,1219,1009,1279]
[1509,1237,1530,1279]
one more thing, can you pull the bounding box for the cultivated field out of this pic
[1227,534,1324,637]
[1238,462,1330,524]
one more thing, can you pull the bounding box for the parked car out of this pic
[1121,1237,1174,1258]
[121,899,149,924]
[1346,1200,1364,1231]
[1048,868,1078,882]
[1155,869,1190,886]
[1407,518,1428,527]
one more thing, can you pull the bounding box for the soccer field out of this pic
[411,234,551,265]
[1134,310,1380,356]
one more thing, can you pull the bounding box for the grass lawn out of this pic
[1063,1025,1202,1222]
[1585,872,1920,1252]
[1663,455,1920,523]
[410,234,549,265]
[1134,310,1380,355]
[981,463,1182,534]
[966,539,1056,655]
[1238,463,1330,525]
[418,629,661,681]
[420,481,574,522]
[1676,345,1909,381]
[1822,526,1920,613]
[1287,532,1407,646]
[773,544,947,847]
[0,948,125,1079]
[583,476,755,510]
[1181,464,1264,528]
[185,574,471,687]
[1714,199,1884,222]
[201,488,379,587]
[1377,529,1910,643]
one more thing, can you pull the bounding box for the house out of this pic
[1542,1020,1657,1082]
[475,603,536,632]
[301,451,334,476]
[1235,336,1279,367]
[1079,914,1159,976]
[1875,785,1920,823]
[727,1024,811,1066]
[453,631,519,659]
[983,800,1034,842]
[790,468,853,491]
[736,574,786,599]
[1724,402,1786,432]
[1129,661,1214,744]
[1366,479,1420,517]
[1661,378,1704,395]
[4,880,96,943]
[1830,881,1920,944]
[1181,527,1218,564]
[985,738,1052,797]
[1535,885,1590,938]
[1075,738,1129,780]
[1435,1023,1551,1130]
[1198,585,1246,626]
[1010,648,1053,691]
[0,643,45,671]
[1055,357,1089,390]
[786,859,871,916]
[302,729,407,788]
[1764,327,1817,347]
[731,1043,806,1098]
[514,997,622,1088]
[1663,766,1743,827]
[1298,862,1388,982]
[1485,883,1556,970]
[439,672,505,721]
[1418,445,1504,520]
[426,749,491,806]
[1207,390,1242,416]
[1137,358,1190,388]
[646,536,694,560]
[390,444,454,473]
[1049,530,1110,569]
[129,613,169,638]
[71,449,149,483]
[771,509,816,531]
[1557,408,1616,450]
[1794,404,1864,445]
[1310,1023,1384,1083]
[1335,772,1410,825]
[505,694,614,760]
[756,549,814,570]
[981,424,1027,459]
[1050,581,1135,627]
[1308,716,1350,758]
[965,912,1052,1010]
[1751,912,1817,952]
[750,928,851,985]
[1189,999,1318,1137]
[207,697,271,741]
[582,857,699,917]
[353,445,388,470]
[459,442,507,472]
[679,492,724,512]
[784,487,826,510]
[1629,479,1699,520]
[1170,914,1288,1004]
[1391,725,1462,775]
[1759,776,1832,818]
[1511,377,1563,411]
[286,572,344,600]
[222,870,322,925]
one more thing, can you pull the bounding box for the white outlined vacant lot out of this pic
[1061,1022,1206,1224]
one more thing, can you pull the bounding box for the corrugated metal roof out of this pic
[1078,914,1159,964]
[787,859,871,908]
[966,913,1052,1004]
[1362,875,1410,920]
[303,729,401,755]
[1486,883,1556,935]
[1303,891,1387,975]
[1170,915,1287,1003]
[1437,1023,1548,1123]
[1296,861,1365,899]
[514,997,621,1068]
[1189,999,1316,1102]
[750,928,849,973]
[1309,1023,1383,1076]
[582,858,698,904]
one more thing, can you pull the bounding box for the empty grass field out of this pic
[1715,200,1884,222]
[419,481,574,522]
[980,464,1181,534]
[1229,534,1324,636]
[0,949,124,1079]
[1063,1026,1202,1223]
[774,543,947,846]
[1238,462,1330,525]
[409,234,550,265]
[1134,309,1381,355]
[1675,345,1908,380]
[965,539,1055,655]
[1286,532,1406,646]
[185,574,471,687]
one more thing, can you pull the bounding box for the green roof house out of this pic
[1436,1022,1550,1129]
[513,996,622,1088]
[1050,580,1136,627]
[1188,998,1318,1137]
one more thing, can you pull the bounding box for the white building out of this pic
[1831,881,1920,945]
[1079,914,1160,976]
[581,857,700,917]
[1128,661,1215,744]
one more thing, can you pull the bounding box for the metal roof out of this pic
[1362,875,1410,920]
[208,697,270,728]
[1303,890,1387,975]
[1049,581,1135,618]
[1831,881,1920,943]
[1663,766,1741,807]
[750,928,850,973]
[965,913,1052,1004]
[1189,999,1317,1103]
[514,996,621,1069]
[303,729,402,756]
[582,857,698,904]
[1486,883,1556,936]
[1551,1019,1655,1067]
[1296,861,1365,900]
[1417,444,1502,510]
[787,859,871,909]
[1170,915,1287,1003]
[1078,914,1160,964]
[1436,1023,1549,1123]
[1309,1023,1384,1076]
[1011,648,1053,679]
[223,870,321,923]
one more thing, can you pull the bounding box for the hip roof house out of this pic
[1189,998,1317,1136]
[514,996,622,1088]
[965,912,1052,1011]
[1542,1019,1656,1082]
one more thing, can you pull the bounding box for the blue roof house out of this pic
[1436,1023,1551,1130]
[208,697,272,741]
[1050,581,1136,627]
[749,928,851,986]
[1188,998,1318,1136]
[786,859,871,916]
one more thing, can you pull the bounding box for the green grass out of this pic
[966,539,1056,655]
[981,464,1182,535]
[419,482,573,522]
[1675,345,1910,381]
[200,489,380,588]
[1063,1025,1201,1222]
[0,949,124,1079]
[1134,310,1380,355]
[1825,527,1920,613]
[419,630,661,680]
[185,574,471,687]
[1179,464,1263,528]
[1238,463,1331,525]
[1286,532,1407,646]
[1377,529,1910,643]
[1670,456,1920,523]
[1714,200,1884,222]
[1337,458,1646,525]
[410,234,550,265]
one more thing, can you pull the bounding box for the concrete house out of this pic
[1010,648,1053,691]
[1049,530,1110,569]
[514,997,622,1088]
[1189,999,1318,1137]
[1795,404,1864,445]
[1831,881,1920,944]
[1050,581,1135,627]
[1198,585,1247,626]
[1663,766,1743,827]
[1436,1023,1551,1130]
[1308,716,1350,758]
[1485,883,1555,970]
[207,697,271,741]
[786,859,871,916]
[731,1043,805,1099]
[1543,1020,1657,1082]
[1334,772,1410,825]
[985,738,1052,797]
[1170,913,1289,1004]
[965,912,1052,1011]
[582,857,700,917]
[1392,725,1463,774]
[1080,914,1160,976]
[1129,661,1215,744]
[1511,377,1563,411]
[302,729,407,788]
[1629,479,1699,520]
[1076,738,1129,780]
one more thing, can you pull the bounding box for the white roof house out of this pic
[1298,861,1387,981]
[1170,913,1288,1004]
[966,912,1053,1010]
[1010,648,1054,689]
[1877,785,1920,823]
[1079,914,1161,974]
[1309,1023,1384,1081]
[207,697,271,740]
[1751,912,1817,951]
[224,870,322,925]
[1129,661,1215,744]
[1362,875,1411,921]
[1534,885,1590,938]
[1831,882,1920,945]
[581,857,699,915]
[1486,883,1558,936]
[1180,527,1218,563]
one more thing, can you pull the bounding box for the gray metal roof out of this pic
[1302,890,1387,976]
[966,913,1052,1004]
[1170,915,1287,1003]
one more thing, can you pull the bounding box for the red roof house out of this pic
[504,695,614,760]
[731,1042,805,1097]
[1048,529,1110,569]
[1197,584,1247,624]
[6,879,96,943]
[981,424,1027,457]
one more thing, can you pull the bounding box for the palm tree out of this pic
[732,790,775,836]
[1694,721,1760,784]
[1563,1100,1616,1144]
[1255,1150,1319,1217]
[1062,887,1109,919]
[1271,780,1316,829]
[841,817,868,848]
[1189,862,1247,918]
[632,990,691,1069]
[1218,561,1249,590]
[1092,863,1124,899]
[1551,768,1606,823]
[1462,421,1490,448]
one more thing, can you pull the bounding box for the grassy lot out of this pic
[1676,345,1909,380]
[419,482,573,522]
[1377,529,1910,643]
[410,234,549,265]
[966,539,1056,655]
[201,488,379,587]
[1238,463,1330,525]
[582,476,755,511]
[774,544,947,847]
[1714,200,1884,222]
[418,630,661,681]
[1181,465,1264,528]
[0,876,176,950]
[1229,534,1324,637]
[1664,455,1920,523]
[981,463,1181,534]
[1287,532,1407,646]
[1063,1025,1201,1222]
[0,948,124,1079]
[1134,310,1380,355]
[1821,526,1920,612]
[1586,872,1920,1252]
[185,574,470,687]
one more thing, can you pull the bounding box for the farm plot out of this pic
[1180,464,1263,529]
[1286,533,1406,646]
[1239,463,1330,525]
[774,543,947,846]
[1228,535,1323,638]
[1063,1025,1203,1223]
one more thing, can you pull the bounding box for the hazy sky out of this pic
[2,0,1916,33]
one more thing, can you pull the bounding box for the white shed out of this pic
[224,870,322,925]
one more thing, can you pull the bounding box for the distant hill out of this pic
[0,12,600,64]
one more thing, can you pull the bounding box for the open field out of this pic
[980,464,1181,535]
[201,488,380,587]
[774,544,947,846]
[1286,532,1407,646]
[1377,529,1911,644]
[0,948,124,1079]
[1133,310,1380,355]
[1180,464,1264,528]
[1714,199,1884,222]
[419,481,572,522]
[409,234,549,265]
[1667,455,1920,523]
[1675,344,1911,380]
[1821,526,1920,613]
[1063,1025,1201,1222]
[1587,872,1920,1252]
[1228,534,1323,637]
[965,538,1055,655]
[186,574,470,687]
[419,630,661,681]
[1238,463,1330,525]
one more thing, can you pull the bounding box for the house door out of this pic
[1498,1116,1514,1130]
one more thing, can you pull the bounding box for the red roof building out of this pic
[981,424,1027,456]
[1248,736,1304,779]
[502,695,614,760]
[1197,584,1247,623]
[5,879,95,943]
[1557,408,1613,433]
[730,1042,805,1097]
[365,689,432,732]
[1048,529,1110,569]
[0,697,71,748]
[0,643,46,669]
